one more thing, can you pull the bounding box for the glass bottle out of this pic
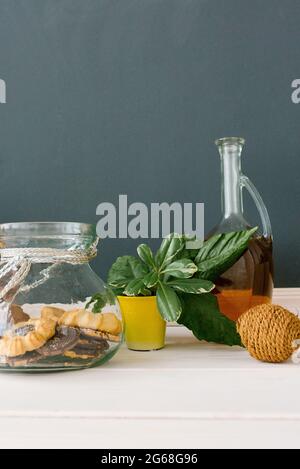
[210,137,274,321]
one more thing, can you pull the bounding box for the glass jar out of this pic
[0,222,123,371]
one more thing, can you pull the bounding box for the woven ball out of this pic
[237,304,300,363]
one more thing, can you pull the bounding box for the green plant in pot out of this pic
[106,229,256,351]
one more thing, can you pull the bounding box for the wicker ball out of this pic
[237,304,300,363]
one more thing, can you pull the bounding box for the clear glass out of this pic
[0,222,123,371]
[209,137,274,320]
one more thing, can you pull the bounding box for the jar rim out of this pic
[0,222,96,238]
[0,222,98,252]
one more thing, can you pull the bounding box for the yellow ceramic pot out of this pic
[117,296,166,351]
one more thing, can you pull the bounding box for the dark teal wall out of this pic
[0,0,299,286]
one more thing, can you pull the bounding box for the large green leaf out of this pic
[124,278,151,296]
[167,278,214,294]
[107,255,148,288]
[162,259,198,278]
[195,228,257,281]
[156,282,182,321]
[178,293,242,346]
[155,234,185,270]
[137,244,156,269]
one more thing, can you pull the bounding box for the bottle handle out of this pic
[240,174,272,238]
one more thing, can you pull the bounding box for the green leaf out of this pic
[156,282,182,321]
[107,255,148,288]
[167,234,200,261]
[143,271,159,288]
[155,234,185,270]
[85,293,106,312]
[179,248,199,261]
[137,244,156,269]
[85,288,116,313]
[195,228,257,281]
[167,278,214,294]
[110,287,124,297]
[178,293,242,346]
[124,278,151,296]
[162,259,198,278]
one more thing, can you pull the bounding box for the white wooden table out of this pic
[0,288,299,449]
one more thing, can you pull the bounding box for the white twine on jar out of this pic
[0,245,98,264]
[0,258,31,300]
[0,242,98,300]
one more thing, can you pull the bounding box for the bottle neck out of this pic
[219,143,243,218]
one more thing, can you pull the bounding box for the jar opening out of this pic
[0,222,98,250]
